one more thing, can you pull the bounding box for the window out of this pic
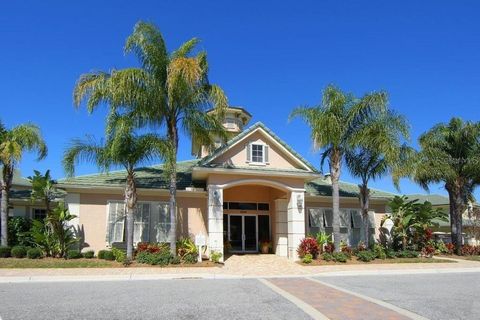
[308,208,323,228]
[106,201,171,245]
[32,208,47,220]
[252,144,264,163]
[246,142,269,164]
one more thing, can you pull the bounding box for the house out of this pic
[7,107,397,261]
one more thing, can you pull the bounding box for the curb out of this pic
[0,267,479,283]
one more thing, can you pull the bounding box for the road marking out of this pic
[306,277,429,320]
[258,278,329,320]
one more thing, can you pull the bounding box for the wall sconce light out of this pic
[296,194,303,212]
[213,189,221,205]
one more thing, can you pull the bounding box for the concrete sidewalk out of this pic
[0,254,479,283]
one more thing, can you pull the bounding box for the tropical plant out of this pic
[28,204,77,258]
[302,253,313,264]
[344,106,412,247]
[7,216,32,246]
[413,118,480,254]
[387,196,447,250]
[72,21,229,254]
[315,232,331,252]
[0,121,47,246]
[45,203,77,258]
[63,114,169,261]
[297,237,320,258]
[11,245,27,258]
[210,251,222,263]
[290,85,390,251]
[28,170,62,214]
[176,237,198,262]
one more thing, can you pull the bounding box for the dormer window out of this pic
[246,143,269,164]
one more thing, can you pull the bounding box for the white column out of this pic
[274,199,288,257]
[208,185,224,262]
[287,190,306,261]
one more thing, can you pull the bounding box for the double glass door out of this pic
[228,215,258,252]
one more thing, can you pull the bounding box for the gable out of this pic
[203,123,316,172]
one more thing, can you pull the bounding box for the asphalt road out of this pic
[317,272,480,320]
[1,273,480,320]
[0,279,311,320]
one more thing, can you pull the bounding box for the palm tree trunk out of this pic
[449,192,464,255]
[168,123,178,255]
[359,183,370,248]
[0,167,13,247]
[125,172,137,261]
[330,149,341,252]
[0,187,8,246]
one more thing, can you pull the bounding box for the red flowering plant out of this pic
[297,237,320,258]
[445,242,455,255]
[324,242,335,254]
[421,244,436,258]
[136,242,170,254]
[461,245,480,256]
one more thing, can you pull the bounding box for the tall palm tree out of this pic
[63,114,169,260]
[344,110,411,247]
[73,21,228,253]
[290,85,388,251]
[414,118,480,254]
[0,122,47,246]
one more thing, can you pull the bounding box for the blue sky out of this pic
[1,1,479,198]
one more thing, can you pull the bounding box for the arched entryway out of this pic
[207,179,306,261]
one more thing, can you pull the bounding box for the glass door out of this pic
[228,214,258,252]
[244,215,258,252]
[229,215,243,252]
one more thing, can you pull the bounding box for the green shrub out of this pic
[111,248,126,263]
[136,251,173,266]
[82,250,95,259]
[373,243,386,260]
[356,250,376,262]
[98,250,115,260]
[182,253,198,264]
[210,251,222,263]
[322,252,334,261]
[396,250,419,258]
[8,217,32,246]
[302,253,313,264]
[177,237,198,260]
[0,246,12,258]
[332,252,348,263]
[11,246,27,258]
[66,250,82,259]
[385,249,396,259]
[170,256,181,265]
[27,247,43,259]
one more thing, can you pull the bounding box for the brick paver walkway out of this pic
[267,277,411,320]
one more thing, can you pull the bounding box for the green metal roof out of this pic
[405,194,450,206]
[306,177,398,199]
[59,160,204,190]
[198,122,318,172]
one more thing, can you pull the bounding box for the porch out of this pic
[207,178,306,262]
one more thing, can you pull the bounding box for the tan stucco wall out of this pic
[77,192,207,253]
[212,131,301,170]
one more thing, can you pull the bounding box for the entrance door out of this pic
[228,215,258,252]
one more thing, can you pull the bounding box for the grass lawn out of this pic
[300,256,456,266]
[0,258,122,268]
[465,256,480,262]
[0,258,219,268]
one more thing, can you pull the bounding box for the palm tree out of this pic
[72,21,228,253]
[63,114,169,260]
[414,118,480,254]
[0,122,47,246]
[344,108,411,247]
[290,85,389,251]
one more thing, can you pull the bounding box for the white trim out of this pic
[217,178,305,193]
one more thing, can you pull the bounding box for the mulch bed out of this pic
[299,256,456,266]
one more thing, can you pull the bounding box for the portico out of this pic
[206,178,306,261]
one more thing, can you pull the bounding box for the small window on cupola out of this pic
[246,143,269,164]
